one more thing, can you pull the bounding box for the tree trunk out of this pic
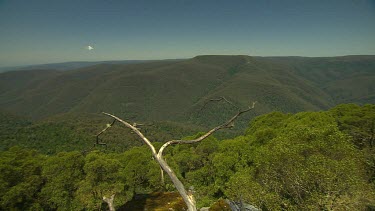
[101,101,255,211]
[160,166,165,191]
[103,194,115,211]
[156,156,196,211]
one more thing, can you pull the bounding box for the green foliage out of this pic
[246,111,291,135]
[15,122,91,154]
[0,111,31,151]
[212,137,253,188]
[330,103,375,148]
[0,146,165,210]
[171,105,374,209]
[40,151,85,210]
[224,110,374,210]
[76,151,126,210]
[0,147,44,210]
[0,104,374,210]
[252,126,368,209]
[329,103,375,185]
[0,111,205,154]
[225,168,283,210]
[119,146,157,193]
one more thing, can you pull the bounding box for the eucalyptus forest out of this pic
[1,103,374,210]
[1,54,375,210]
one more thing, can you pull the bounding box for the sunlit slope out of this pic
[257,55,375,104]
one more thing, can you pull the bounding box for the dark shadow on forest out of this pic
[118,192,186,211]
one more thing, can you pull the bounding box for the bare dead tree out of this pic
[199,96,240,113]
[95,119,117,148]
[98,100,256,211]
[94,119,153,146]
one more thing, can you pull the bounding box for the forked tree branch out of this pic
[199,96,240,112]
[96,119,116,137]
[95,119,117,147]
[102,112,157,155]
[98,99,256,211]
[158,101,256,157]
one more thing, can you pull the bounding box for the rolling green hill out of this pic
[0,55,374,130]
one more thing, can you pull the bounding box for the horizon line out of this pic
[1,54,375,69]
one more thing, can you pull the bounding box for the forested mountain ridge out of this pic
[0,55,374,128]
[256,55,375,104]
[0,59,185,73]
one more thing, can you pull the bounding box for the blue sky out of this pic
[0,0,374,66]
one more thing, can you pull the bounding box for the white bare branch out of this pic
[98,100,256,211]
[102,112,157,156]
[158,101,256,157]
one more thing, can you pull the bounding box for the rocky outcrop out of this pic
[225,199,260,211]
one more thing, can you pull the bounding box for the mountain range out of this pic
[0,55,374,130]
[0,59,184,73]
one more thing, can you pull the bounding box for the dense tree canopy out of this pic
[0,104,374,210]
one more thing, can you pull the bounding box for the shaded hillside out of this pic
[0,110,32,151]
[0,55,374,129]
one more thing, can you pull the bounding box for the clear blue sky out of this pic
[0,0,374,66]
